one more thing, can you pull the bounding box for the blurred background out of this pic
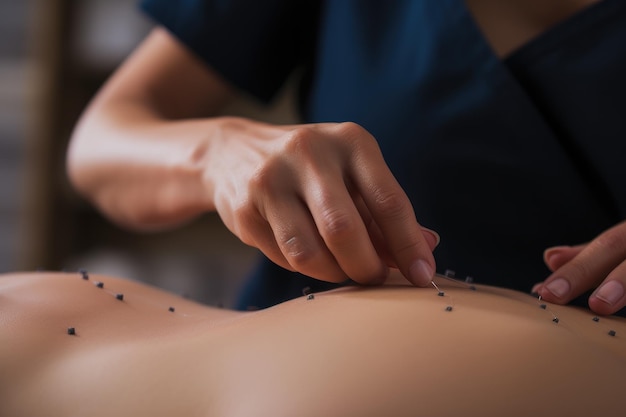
[0,0,298,307]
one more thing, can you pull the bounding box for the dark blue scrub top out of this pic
[140,0,626,314]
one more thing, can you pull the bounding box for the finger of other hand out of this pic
[539,225,626,309]
[589,260,626,315]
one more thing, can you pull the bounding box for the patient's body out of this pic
[1,271,625,417]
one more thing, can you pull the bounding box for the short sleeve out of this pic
[139,0,320,102]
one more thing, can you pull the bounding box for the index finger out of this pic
[349,138,436,287]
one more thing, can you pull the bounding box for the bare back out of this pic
[1,271,625,417]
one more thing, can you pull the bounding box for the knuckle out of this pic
[231,204,262,245]
[248,166,273,192]
[319,207,357,242]
[335,121,365,138]
[373,189,410,219]
[231,195,255,218]
[562,259,590,282]
[281,236,317,269]
[248,160,283,195]
[282,127,317,157]
[394,241,421,258]
[334,122,376,150]
[229,184,259,214]
[594,231,626,255]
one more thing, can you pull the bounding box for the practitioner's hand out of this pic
[533,221,626,315]
[208,119,439,286]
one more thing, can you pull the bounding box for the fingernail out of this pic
[545,278,570,298]
[593,281,624,306]
[531,282,543,294]
[409,260,434,286]
[420,227,441,250]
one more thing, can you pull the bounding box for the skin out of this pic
[533,221,626,316]
[67,32,438,287]
[1,271,625,417]
[67,0,620,310]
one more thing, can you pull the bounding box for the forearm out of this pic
[67,101,220,231]
[68,96,441,286]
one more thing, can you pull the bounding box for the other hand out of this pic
[533,221,626,315]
